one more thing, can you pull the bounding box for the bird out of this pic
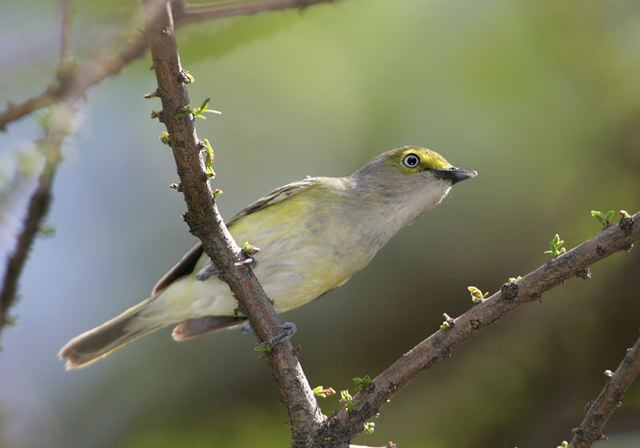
[59,146,477,369]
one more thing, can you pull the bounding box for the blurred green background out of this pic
[1,0,639,447]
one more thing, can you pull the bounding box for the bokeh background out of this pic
[1,0,639,447]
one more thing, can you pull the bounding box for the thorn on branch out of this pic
[501,278,520,300]
[160,132,170,145]
[576,268,592,280]
[619,210,634,235]
[178,69,194,84]
[440,313,455,330]
[150,110,164,121]
[144,88,160,99]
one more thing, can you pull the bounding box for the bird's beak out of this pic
[434,167,478,184]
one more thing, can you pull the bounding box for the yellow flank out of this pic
[169,182,369,318]
[229,187,356,312]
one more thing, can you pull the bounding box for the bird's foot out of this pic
[267,322,297,346]
[255,322,297,352]
[195,263,221,281]
[235,242,260,267]
[239,321,254,336]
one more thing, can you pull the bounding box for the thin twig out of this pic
[144,1,323,445]
[0,104,76,341]
[314,213,639,446]
[0,0,335,132]
[0,1,79,341]
[60,0,73,65]
[569,333,640,448]
[175,0,335,24]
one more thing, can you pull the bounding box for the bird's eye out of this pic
[401,153,421,168]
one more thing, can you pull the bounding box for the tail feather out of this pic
[58,298,167,370]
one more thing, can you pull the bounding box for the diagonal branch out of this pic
[314,212,639,446]
[0,0,335,132]
[144,1,324,445]
[569,333,640,448]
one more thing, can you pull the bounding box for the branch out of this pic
[144,1,323,445]
[175,0,335,24]
[0,103,78,340]
[0,0,335,132]
[315,212,639,446]
[0,1,78,341]
[569,332,640,448]
[60,0,73,65]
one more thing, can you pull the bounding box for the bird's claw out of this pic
[195,263,221,281]
[266,322,297,346]
[239,321,254,336]
[235,243,260,267]
[234,257,256,267]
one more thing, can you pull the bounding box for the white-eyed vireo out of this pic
[60,146,476,369]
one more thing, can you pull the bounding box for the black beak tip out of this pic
[449,167,478,184]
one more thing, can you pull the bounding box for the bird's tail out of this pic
[58,298,169,370]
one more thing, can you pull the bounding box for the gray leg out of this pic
[195,263,221,281]
[266,322,297,346]
[239,321,254,336]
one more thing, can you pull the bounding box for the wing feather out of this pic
[150,178,318,295]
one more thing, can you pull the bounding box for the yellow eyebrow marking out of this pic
[401,147,451,171]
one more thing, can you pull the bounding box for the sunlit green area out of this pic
[1,0,639,447]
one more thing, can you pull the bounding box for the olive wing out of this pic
[151,178,318,296]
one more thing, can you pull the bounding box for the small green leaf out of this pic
[363,421,376,435]
[605,210,614,222]
[544,233,566,257]
[467,286,488,303]
[353,375,373,393]
[339,390,354,412]
[213,188,223,198]
[591,210,615,229]
[313,386,336,398]
[38,224,56,238]
[440,321,451,330]
[183,70,195,84]
[160,132,170,145]
[192,97,222,120]
[254,343,272,353]
[202,138,215,178]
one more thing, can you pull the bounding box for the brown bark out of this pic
[145,2,324,445]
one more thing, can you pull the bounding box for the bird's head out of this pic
[352,146,477,224]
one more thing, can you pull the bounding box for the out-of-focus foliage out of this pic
[1,1,639,447]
